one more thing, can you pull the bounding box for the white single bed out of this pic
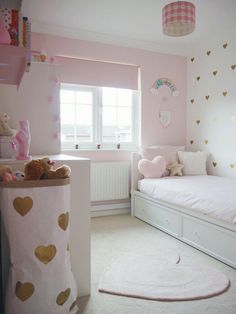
[131,152,236,268]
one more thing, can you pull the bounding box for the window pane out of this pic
[76,105,92,142]
[76,91,93,105]
[103,107,117,125]
[75,125,92,143]
[117,89,132,107]
[102,87,117,107]
[117,107,132,126]
[76,105,92,125]
[60,103,75,124]
[60,89,75,103]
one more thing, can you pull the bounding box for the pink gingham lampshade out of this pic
[162,1,195,37]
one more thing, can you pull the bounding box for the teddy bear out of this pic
[24,157,71,180]
[0,112,13,136]
[167,161,184,176]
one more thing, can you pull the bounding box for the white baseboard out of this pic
[91,202,131,217]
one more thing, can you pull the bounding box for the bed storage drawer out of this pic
[182,217,236,267]
[134,196,179,237]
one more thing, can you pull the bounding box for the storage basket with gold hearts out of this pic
[0,179,78,314]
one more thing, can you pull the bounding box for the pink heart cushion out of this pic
[138,156,167,178]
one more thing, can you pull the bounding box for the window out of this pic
[60,84,139,150]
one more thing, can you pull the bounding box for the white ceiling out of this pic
[21,0,236,56]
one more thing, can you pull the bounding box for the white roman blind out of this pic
[56,56,138,90]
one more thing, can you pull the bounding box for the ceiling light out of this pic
[162,1,195,37]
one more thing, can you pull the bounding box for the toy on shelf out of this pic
[14,120,31,160]
[24,157,71,180]
[14,170,25,181]
[0,165,16,182]
[0,112,13,136]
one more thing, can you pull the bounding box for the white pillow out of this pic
[178,151,208,175]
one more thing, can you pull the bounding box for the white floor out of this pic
[78,214,236,314]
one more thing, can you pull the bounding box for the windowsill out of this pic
[61,148,139,153]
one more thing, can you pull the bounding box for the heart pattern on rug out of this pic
[15,282,35,302]
[13,197,33,216]
[35,245,57,264]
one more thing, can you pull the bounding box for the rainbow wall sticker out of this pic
[151,78,179,96]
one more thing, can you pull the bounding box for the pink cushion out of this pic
[138,156,166,178]
[141,145,185,165]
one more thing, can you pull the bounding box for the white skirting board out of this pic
[91,202,131,217]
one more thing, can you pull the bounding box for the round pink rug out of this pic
[98,251,230,301]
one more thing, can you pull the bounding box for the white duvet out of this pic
[138,175,236,224]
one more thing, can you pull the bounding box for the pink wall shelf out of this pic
[0,45,29,88]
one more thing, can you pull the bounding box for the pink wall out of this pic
[31,33,187,160]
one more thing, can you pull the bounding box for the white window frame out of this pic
[60,83,140,151]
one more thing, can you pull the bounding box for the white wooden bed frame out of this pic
[131,152,236,269]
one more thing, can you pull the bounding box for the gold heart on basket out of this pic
[231,64,236,70]
[223,43,228,49]
[205,95,210,100]
[222,91,227,96]
[230,164,235,169]
[58,212,69,231]
[190,57,194,62]
[13,197,33,216]
[190,98,194,103]
[204,140,208,144]
[35,245,57,264]
[190,140,194,144]
[213,70,218,76]
[196,76,200,81]
[213,162,217,167]
[56,288,71,306]
[196,120,200,124]
[206,50,211,56]
[15,282,35,302]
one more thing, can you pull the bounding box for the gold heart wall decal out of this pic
[190,99,194,103]
[58,212,69,231]
[213,70,218,76]
[223,43,228,48]
[230,164,235,169]
[70,300,78,312]
[204,140,208,144]
[35,245,57,264]
[56,288,71,306]
[196,120,200,124]
[196,76,200,81]
[190,140,194,144]
[206,50,211,56]
[13,197,33,216]
[15,282,35,302]
[205,95,210,100]
[222,91,227,96]
[190,57,194,62]
[213,162,217,167]
[231,64,236,70]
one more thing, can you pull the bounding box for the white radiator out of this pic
[91,162,130,202]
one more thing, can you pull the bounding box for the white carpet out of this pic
[99,249,230,301]
[78,215,236,314]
